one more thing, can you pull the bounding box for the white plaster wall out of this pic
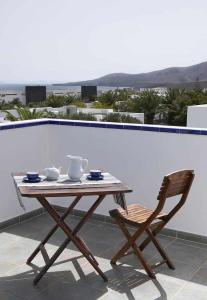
[0,123,50,222]
[187,105,207,128]
[1,120,207,237]
[48,124,207,236]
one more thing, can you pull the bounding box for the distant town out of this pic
[1,83,207,127]
[0,84,168,105]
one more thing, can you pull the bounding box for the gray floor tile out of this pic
[158,239,207,268]
[173,238,207,250]
[32,280,108,300]
[172,282,207,300]
[0,291,24,300]
[191,260,207,285]
[150,257,196,281]
[0,261,18,276]
[0,214,207,299]
[0,230,22,244]
[71,222,126,251]
[0,237,40,266]
[0,264,56,300]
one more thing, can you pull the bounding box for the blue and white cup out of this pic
[26,172,39,180]
[90,170,102,179]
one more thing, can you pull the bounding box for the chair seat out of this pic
[110,203,165,226]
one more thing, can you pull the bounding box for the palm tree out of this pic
[5,107,48,121]
[134,90,161,124]
[159,88,185,125]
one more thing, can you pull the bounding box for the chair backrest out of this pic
[155,170,194,220]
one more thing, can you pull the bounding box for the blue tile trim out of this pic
[0,120,49,130]
[159,127,180,133]
[179,128,201,135]
[1,118,207,136]
[123,124,142,130]
[200,130,207,135]
[0,124,15,130]
[106,123,124,129]
[87,122,107,128]
[141,126,160,132]
[58,120,74,126]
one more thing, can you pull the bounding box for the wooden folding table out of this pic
[14,173,132,285]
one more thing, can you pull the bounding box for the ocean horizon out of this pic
[0,84,119,92]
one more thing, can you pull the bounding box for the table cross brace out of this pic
[27,194,107,285]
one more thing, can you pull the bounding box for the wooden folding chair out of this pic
[109,170,195,279]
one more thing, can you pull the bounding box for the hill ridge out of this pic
[54,61,207,88]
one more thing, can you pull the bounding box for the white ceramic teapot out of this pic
[44,166,61,181]
[67,155,88,181]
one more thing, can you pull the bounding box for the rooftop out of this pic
[1,213,207,300]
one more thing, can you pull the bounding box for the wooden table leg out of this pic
[27,195,82,264]
[33,194,107,285]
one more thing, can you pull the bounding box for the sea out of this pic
[0,84,118,92]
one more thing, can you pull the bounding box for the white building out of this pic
[0,91,26,104]
[0,105,144,123]
[140,87,168,96]
[187,104,207,128]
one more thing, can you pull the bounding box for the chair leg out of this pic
[111,218,156,279]
[139,223,164,252]
[111,220,148,265]
[146,229,175,270]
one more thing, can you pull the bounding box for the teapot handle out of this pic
[82,159,88,171]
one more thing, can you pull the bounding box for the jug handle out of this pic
[82,159,88,171]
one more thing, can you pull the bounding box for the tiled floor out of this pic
[0,213,207,300]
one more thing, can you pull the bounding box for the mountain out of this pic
[54,61,207,88]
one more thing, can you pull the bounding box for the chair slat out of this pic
[158,170,194,200]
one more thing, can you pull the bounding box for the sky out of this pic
[0,0,207,83]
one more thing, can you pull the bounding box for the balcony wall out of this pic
[0,119,207,237]
[0,120,50,221]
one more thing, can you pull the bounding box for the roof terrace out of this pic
[0,119,207,299]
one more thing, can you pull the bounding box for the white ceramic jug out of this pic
[67,155,88,181]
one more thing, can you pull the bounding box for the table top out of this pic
[13,173,132,198]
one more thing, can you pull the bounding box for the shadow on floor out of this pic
[1,213,207,299]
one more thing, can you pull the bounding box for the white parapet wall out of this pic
[0,120,50,221]
[48,122,207,236]
[187,104,207,128]
[0,119,207,237]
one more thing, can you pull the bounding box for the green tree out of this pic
[131,90,161,124]
[0,99,23,110]
[96,89,135,108]
[58,112,96,121]
[43,95,66,107]
[102,113,142,124]
[159,88,185,125]
[92,101,112,109]
[159,88,207,126]
[70,99,86,108]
